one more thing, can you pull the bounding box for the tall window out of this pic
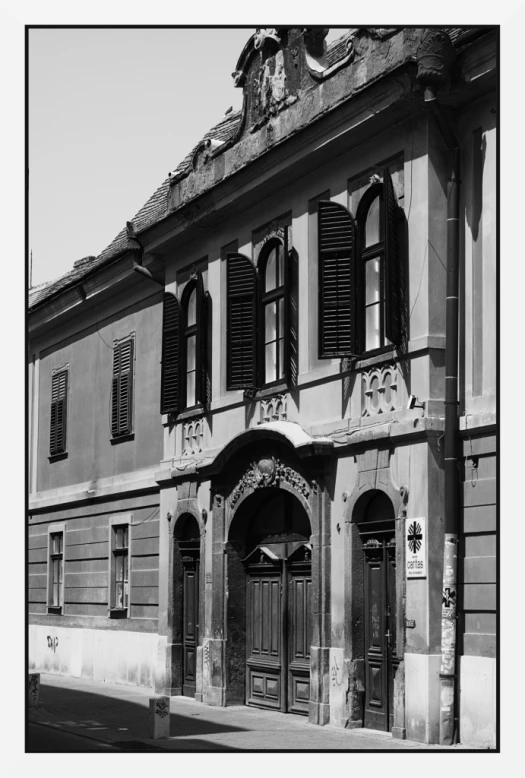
[261,241,286,384]
[111,337,134,437]
[183,285,198,408]
[359,189,389,352]
[161,272,209,415]
[110,524,129,614]
[318,168,403,359]
[226,234,298,392]
[48,530,64,613]
[49,368,68,456]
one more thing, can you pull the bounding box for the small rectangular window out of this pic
[49,368,68,456]
[109,519,131,616]
[111,337,134,437]
[47,527,65,613]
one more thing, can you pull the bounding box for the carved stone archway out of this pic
[201,430,333,725]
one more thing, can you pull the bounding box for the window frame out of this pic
[108,514,132,618]
[111,334,135,439]
[47,523,66,614]
[49,365,69,458]
[356,183,390,355]
[181,279,200,412]
[258,238,287,388]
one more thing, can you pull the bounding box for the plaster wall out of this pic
[29,624,159,689]
[37,294,163,491]
[459,655,496,748]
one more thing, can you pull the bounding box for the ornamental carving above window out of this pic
[258,393,288,425]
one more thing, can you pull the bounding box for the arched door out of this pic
[175,514,200,698]
[359,491,398,731]
[228,487,312,715]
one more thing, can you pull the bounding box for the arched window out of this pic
[357,186,387,352]
[226,233,298,392]
[160,271,209,414]
[182,283,198,408]
[317,168,403,359]
[260,240,286,385]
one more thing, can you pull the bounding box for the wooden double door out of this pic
[363,537,398,731]
[246,551,312,715]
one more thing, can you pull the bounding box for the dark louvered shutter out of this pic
[161,293,182,414]
[284,234,299,386]
[384,169,401,346]
[50,369,68,455]
[227,253,257,389]
[195,272,210,407]
[112,339,134,436]
[318,200,357,358]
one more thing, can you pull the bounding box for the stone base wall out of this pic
[29,624,159,690]
[459,655,496,748]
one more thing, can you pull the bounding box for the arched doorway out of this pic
[227,488,313,714]
[356,490,398,731]
[174,513,200,698]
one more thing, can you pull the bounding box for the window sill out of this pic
[110,433,135,445]
[352,348,398,371]
[48,452,68,462]
[253,381,289,400]
[176,405,206,422]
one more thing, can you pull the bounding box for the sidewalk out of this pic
[28,674,469,752]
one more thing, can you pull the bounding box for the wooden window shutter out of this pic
[50,369,68,455]
[161,293,182,414]
[383,169,402,346]
[318,200,357,358]
[195,272,210,408]
[226,253,257,390]
[284,232,299,386]
[112,339,134,436]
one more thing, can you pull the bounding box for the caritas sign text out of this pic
[406,518,426,578]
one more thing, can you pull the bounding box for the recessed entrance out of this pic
[227,488,312,714]
[357,491,398,731]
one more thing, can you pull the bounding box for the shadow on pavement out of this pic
[27,682,248,753]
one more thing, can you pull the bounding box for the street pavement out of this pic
[27,673,471,752]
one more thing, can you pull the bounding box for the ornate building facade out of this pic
[28,27,497,747]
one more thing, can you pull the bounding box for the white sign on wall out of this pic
[406,517,426,578]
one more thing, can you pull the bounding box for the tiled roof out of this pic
[29,27,483,312]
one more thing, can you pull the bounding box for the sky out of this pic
[29,27,348,288]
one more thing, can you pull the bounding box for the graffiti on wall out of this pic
[47,636,59,652]
[203,640,210,686]
[331,654,343,687]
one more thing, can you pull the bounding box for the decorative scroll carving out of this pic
[182,418,204,456]
[258,393,288,425]
[362,364,399,417]
[364,538,381,548]
[230,455,311,508]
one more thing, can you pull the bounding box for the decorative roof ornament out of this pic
[253,28,281,51]
[416,29,456,91]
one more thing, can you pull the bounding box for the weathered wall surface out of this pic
[36,293,163,492]
[29,493,160,630]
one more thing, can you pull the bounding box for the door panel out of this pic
[364,549,388,730]
[363,537,397,731]
[288,567,312,715]
[182,558,199,697]
[246,568,282,710]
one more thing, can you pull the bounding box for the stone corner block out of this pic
[149,695,170,739]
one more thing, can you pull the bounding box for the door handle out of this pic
[385,628,392,646]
